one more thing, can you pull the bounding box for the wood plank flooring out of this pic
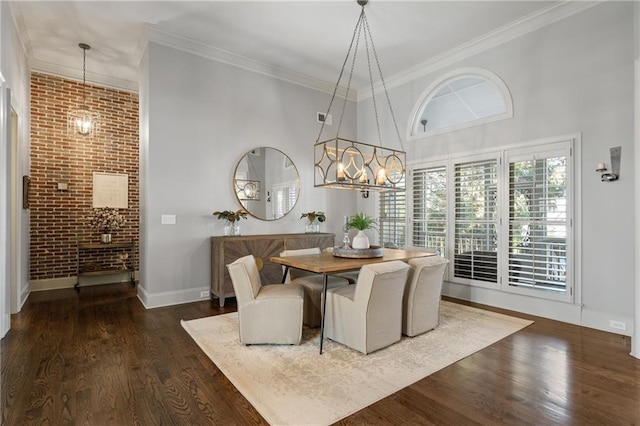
[2,283,639,425]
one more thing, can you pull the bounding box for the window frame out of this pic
[499,142,574,303]
[447,152,501,291]
[391,135,579,305]
[407,163,448,255]
[406,67,514,140]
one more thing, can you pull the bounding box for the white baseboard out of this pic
[581,307,634,337]
[443,281,632,337]
[30,276,76,291]
[136,284,212,309]
[30,271,139,292]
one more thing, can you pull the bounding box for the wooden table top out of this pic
[270,248,435,274]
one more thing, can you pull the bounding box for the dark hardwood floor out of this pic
[2,283,639,425]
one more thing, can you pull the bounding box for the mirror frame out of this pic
[233,147,300,221]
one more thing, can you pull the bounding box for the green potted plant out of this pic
[301,211,326,233]
[213,209,248,236]
[347,212,377,249]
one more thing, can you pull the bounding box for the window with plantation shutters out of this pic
[272,183,297,219]
[505,146,569,294]
[378,184,406,248]
[452,158,499,284]
[379,137,575,303]
[411,166,447,254]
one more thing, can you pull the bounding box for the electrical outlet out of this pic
[200,290,210,298]
[161,214,176,225]
[609,320,626,331]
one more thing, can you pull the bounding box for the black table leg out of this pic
[319,273,328,354]
[281,266,290,284]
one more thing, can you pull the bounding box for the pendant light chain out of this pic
[315,8,365,144]
[362,13,405,151]
[362,12,383,148]
[334,9,364,140]
[314,4,404,152]
[82,46,87,105]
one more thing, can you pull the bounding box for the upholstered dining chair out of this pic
[280,247,350,328]
[335,245,441,284]
[324,261,410,354]
[402,255,450,337]
[227,254,304,345]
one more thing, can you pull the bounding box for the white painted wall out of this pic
[139,42,357,307]
[0,1,30,337]
[358,2,635,336]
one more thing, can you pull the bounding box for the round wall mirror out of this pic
[233,147,300,221]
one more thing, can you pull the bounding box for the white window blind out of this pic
[379,186,406,248]
[272,184,297,219]
[453,158,498,283]
[506,150,568,293]
[411,166,447,254]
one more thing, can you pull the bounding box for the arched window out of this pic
[408,68,513,139]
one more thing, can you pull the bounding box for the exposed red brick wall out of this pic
[30,72,139,281]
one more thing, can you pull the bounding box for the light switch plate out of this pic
[161,214,176,225]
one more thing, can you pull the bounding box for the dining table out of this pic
[269,248,436,354]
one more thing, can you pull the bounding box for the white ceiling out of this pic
[10,1,572,94]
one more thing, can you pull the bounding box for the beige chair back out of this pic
[355,261,410,350]
[403,256,450,336]
[227,255,262,305]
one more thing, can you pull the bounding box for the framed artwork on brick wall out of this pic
[93,172,128,208]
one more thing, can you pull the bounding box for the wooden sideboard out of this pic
[210,233,335,306]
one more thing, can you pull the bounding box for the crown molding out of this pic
[7,1,32,63]
[146,26,357,102]
[359,0,602,102]
[30,59,139,93]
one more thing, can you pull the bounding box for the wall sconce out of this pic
[596,146,621,182]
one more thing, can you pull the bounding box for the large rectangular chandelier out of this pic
[314,0,406,193]
[314,137,405,192]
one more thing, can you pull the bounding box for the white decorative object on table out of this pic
[346,212,377,250]
[352,230,369,249]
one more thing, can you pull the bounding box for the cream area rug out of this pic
[181,301,532,426]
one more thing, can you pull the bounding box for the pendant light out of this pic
[67,43,100,139]
[314,0,406,193]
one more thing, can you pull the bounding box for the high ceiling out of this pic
[10,1,564,93]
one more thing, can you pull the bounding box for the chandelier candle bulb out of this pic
[376,168,386,185]
[337,163,346,181]
[359,170,368,183]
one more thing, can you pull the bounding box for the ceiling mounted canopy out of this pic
[67,43,100,139]
[314,0,406,194]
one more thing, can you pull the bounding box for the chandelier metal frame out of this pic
[314,0,406,193]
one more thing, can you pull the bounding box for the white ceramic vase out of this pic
[351,230,370,249]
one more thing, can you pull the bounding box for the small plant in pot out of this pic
[301,211,326,233]
[347,212,377,249]
[213,209,248,236]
